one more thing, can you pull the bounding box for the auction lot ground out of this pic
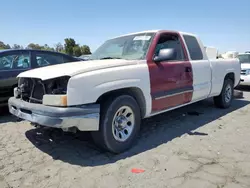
[0,88,250,188]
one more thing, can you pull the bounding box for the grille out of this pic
[18,78,46,104]
[241,70,246,75]
[17,76,69,104]
[30,79,46,103]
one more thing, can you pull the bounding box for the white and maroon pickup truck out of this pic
[8,30,240,153]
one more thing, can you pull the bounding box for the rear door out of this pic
[182,35,212,101]
[146,31,193,113]
[0,50,31,104]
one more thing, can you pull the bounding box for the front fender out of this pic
[66,64,152,117]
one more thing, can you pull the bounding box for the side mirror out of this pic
[153,48,176,63]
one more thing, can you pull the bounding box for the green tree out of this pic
[12,44,23,49]
[0,41,11,49]
[55,42,64,52]
[81,45,91,55]
[26,43,42,50]
[64,38,76,56]
[73,46,82,57]
[41,44,54,51]
[63,38,91,56]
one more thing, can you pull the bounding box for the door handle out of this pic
[185,67,191,72]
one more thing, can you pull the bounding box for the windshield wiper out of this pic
[99,57,122,60]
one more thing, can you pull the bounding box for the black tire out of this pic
[214,79,234,108]
[91,95,141,154]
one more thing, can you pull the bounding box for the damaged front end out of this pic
[14,76,70,105]
[8,75,100,131]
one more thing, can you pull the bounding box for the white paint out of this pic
[239,75,250,86]
[189,60,212,101]
[179,33,240,102]
[67,60,152,118]
[111,30,159,39]
[208,58,240,96]
[241,63,250,70]
[205,46,218,60]
[133,36,151,41]
[239,63,250,86]
[17,59,138,80]
[179,33,212,101]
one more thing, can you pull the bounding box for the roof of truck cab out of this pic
[179,31,197,37]
[111,30,196,39]
[111,30,159,39]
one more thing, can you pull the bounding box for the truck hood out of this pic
[17,59,138,80]
[241,63,250,70]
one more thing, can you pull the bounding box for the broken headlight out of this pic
[44,76,71,95]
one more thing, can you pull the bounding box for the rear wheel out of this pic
[214,79,234,108]
[91,95,141,153]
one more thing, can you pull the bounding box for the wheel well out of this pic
[96,87,146,118]
[225,72,235,85]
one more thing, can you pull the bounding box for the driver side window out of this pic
[155,34,185,61]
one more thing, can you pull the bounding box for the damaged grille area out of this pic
[16,76,70,104]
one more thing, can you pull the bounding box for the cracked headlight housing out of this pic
[44,76,70,95]
[42,76,70,106]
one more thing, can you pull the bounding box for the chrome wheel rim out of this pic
[225,84,232,103]
[112,106,135,142]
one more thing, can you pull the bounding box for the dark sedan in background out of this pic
[0,49,81,107]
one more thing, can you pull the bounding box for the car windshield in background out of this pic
[90,33,155,60]
[238,54,250,64]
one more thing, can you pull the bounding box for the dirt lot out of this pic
[0,89,250,188]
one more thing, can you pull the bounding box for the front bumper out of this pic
[8,97,100,131]
[239,75,250,86]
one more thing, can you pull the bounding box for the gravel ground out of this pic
[0,88,250,188]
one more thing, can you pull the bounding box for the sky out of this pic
[1,0,250,53]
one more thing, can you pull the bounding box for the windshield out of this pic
[90,33,155,60]
[237,54,250,64]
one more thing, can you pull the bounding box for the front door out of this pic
[146,31,193,113]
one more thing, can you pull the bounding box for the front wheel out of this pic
[91,95,141,153]
[214,79,234,108]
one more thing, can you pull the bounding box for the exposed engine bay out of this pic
[15,76,70,104]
